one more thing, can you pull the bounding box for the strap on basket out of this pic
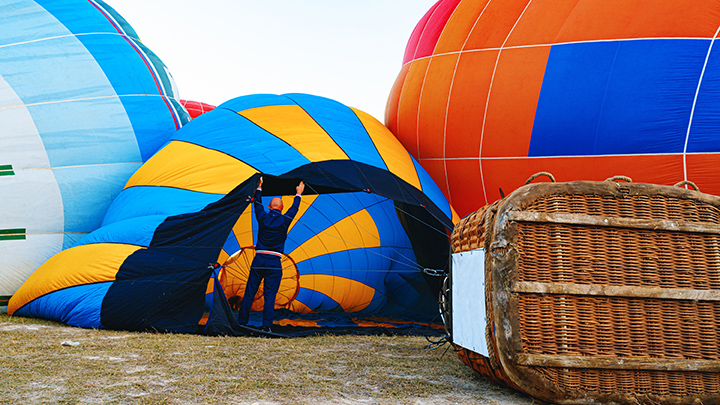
[605,175,632,183]
[525,171,555,185]
[673,180,700,192]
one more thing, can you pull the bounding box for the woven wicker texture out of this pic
[451,181,720,404]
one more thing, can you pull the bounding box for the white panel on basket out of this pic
[451,248,488,356]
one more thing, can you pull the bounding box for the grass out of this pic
[0,314,534,404]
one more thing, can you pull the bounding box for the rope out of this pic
[605,175,632,183]
[674,180,700,191]
[525,171,555,184]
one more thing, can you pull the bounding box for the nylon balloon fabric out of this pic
[0,0,189,302]
[387,0,720,217]
[9,94,458,336]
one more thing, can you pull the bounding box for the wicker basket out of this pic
[450,179,720,404]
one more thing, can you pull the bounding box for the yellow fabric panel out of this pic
[298,274,376,313]
[287,300,313,314]
[287,208,380,264]
[351,108,422,190]
[239,105,349,162]
[226,205,255,257]
[283,194,317,234]
[125,141,257,194]
[450,206,462,225]
[8,244,142,314]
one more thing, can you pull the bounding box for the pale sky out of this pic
[108,1,437,122]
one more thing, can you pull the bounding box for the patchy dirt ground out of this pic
[0,315,536,404]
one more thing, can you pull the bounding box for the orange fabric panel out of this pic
[463,0,533,50]
[482,46,550,158]
[386,64,410,131]
[297,274,376,313]
[277,317,318,326]
[352,109,422,190]
[125,141,257,194]
[444,50,498,160]
[445,159,487,217]
[395,57,432,157]
[556,0,720,43]
[506,0,579,47]
[239,105,349,162]
[287,300,313,314]
[8,243,141,314]
[418,53,459,160]
[434,0,492,54]
[480,154,685,206]
[686,154,720,196]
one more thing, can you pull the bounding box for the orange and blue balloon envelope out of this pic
[388,0,720,217]
[9,94,458,334]
[0,0,189,302]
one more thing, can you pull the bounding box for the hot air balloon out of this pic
[387,0,720,217]
[9,94,458,334]
[0,0,189,306]
[180,99,216,120]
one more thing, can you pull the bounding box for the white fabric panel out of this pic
[0,234,63,296]
[451,248,489,356]
[0,75,50,170]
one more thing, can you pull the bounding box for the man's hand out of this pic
[258,176,263,188]
[296,181,305,195]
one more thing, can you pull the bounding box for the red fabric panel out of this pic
[404,0,462,63]
[686,153,720,197]
[445,158,485,215]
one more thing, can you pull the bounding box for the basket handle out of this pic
[525,171,556,185]
[605,175,632,183]
[673,180,700,192]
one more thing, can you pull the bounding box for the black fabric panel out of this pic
[101,175,261,332]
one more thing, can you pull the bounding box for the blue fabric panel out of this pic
[366,201,415,251]
[15,282,111,329]
[74,215,168,248]
[222,229,241,257]
[294,288,343,313]
[285,93,388,170]
[411,157,453,221]
[62,232,87,250]
[172,109,311,175]
[527,41,618,156]
[0,1,72,46]
[53,163,141,233]
[530,39,707,156]
[296,248,389,288]
[218,94,294,113]
[102,187,223,227]
[72,30,184,139]
[284,193,385,252]
[26,98,141,167]
[38,0,121,35]
[687,41,720,153]
[120,95,185,161]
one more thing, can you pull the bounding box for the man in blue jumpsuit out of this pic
[237,176,304,332]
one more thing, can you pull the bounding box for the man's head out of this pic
[269,197,283,211]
